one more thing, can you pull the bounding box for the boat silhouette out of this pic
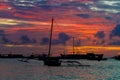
[112,55,120,60]
[60,37,105,61]
[43,18,61,66]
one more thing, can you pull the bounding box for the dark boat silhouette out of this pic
[112,55,120,60]
[60,37,104,61]
[86,53,104,61]
[43,56,61,66]
[43,18,61,66]
[60,53,104,61]
[60,37,87,59]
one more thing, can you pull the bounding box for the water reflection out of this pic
[0,59,120,80]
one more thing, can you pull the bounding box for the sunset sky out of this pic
[0,0,120,56]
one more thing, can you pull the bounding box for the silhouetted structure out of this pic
[60,53,105,61]
[86,53,103,61]
[43,18,61,66]
[0,54,24,58]
[60,54,87,59]
[60,37,104,61]
[112,55,120,60]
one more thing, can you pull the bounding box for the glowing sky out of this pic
[0,0,120,46]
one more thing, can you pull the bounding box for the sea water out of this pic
[0,59,120,80]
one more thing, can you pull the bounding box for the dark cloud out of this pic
[20,35,31,44]
[34,0,53,10]
[105,16,113,20]
[110,24,120,38]
[40,37,49,45]
[0,30,37,44]
[40,32,71,45]
[0,30,6,36]
[93,39,105,45]
[8,0,53,11]
[39,5,52,10]
[52,39,59,45]
[94,31,105,45]
[0,1,43,21]
[0,11,40,21]
[0,11,14,19]
[76,14,90,19]
[0,29,11,44]
[61,1,89,9]
[1,36,11,44]
[95,31,105,39]
[40,38,60,45]
[108,40,120,45]
[58,32,71,45]
[31,38,37,43]
[20,35,36,44]
[74,39,81,46]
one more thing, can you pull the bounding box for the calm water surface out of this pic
[0,59,120,80]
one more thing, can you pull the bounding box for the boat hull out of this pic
[43,57,61,66]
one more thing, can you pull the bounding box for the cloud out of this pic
[19,35,36,44]
[0,18,36,30]
[105,16,113,20]
[1,0,119,46]
[61,1,87,7]
[0,11,39,21]
[0,0,63,22]
[40,32,71,45]
[0,29,11,44]
[31,38,37,43]
[40,37,49,45]
[58,32,71,45]
[94,31,105,45]
[89,1,120,13]
[0,30,6,36]
[40,38,61,45]
[95,31,105,39]
[109,40,120,45]
[8,0,58,10]
[110,24,120,38]
[74,39,81,46]
[1,36,11,44]
[20,35,31,44]
[0,29,38,44]
[76,14,90,19]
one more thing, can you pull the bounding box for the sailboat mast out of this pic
[73,37,75,54]
[48,18,54,56]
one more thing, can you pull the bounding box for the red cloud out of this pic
[0,2,10,10]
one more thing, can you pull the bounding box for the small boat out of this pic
[86,53,104,61]
[113,55,120,60]
[44,57,61,66]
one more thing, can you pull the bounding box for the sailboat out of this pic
[60,37,87,59]
[43,18,61,66]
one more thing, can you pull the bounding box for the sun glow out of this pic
[66,46,120,56]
